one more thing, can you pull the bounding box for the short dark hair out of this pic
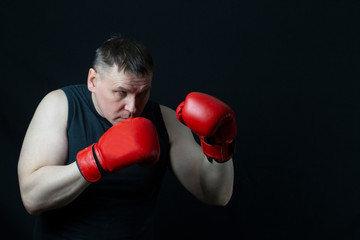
[93,36,154,76]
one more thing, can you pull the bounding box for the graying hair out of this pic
[93,36,154,76]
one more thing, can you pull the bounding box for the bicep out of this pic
[18,90,69,183]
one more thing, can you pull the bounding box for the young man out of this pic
[18,36,236,239]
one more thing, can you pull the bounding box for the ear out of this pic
[87,68,98,93]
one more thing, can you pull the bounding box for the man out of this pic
[18,36,236,239]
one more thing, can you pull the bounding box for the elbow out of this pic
[214,191,233,207]
[21,195,41,215]
[202,189,233,207]
[23,203,39,216]
[26,207,40,216]
[217,197,231,207]
[204,197,231,207]
[18,175,42,215]
[20,189,44,215]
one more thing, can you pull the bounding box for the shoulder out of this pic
[43,89,67,103]
[38,89,68,112]
[32,89,68,129]
[159,104,174,117]
[159,105,176,127]
[159,104,192,144]
[159,105,176,141]
[38,89,67,105]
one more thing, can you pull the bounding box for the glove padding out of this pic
[76,117,160,182]
[176,92,236,162]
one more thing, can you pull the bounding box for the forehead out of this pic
[100,65,152,90]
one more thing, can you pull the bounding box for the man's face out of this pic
[87,65,152,125]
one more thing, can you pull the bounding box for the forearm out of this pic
[199,157,234,206]
[20,162,90,215]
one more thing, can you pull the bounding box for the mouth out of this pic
[117,116,133,121]
[112,115,137,125]
[114,112,138,122]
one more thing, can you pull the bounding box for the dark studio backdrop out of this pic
[1,0,360,239]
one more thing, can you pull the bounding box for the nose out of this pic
[124,96,137,114]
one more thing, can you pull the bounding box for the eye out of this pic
[114,90,127,97]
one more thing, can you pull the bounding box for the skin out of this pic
[18,64,234,215]
[88,66,152,125]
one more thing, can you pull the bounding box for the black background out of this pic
[2,0,360,239]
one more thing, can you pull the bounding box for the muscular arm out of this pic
[18,90,90,215]
[161,105,234,206]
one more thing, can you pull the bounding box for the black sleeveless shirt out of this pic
[33,84,170,239]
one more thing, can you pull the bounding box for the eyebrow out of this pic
[115,86,151,93]
[115,86,130,92]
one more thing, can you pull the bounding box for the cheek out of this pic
[98,91,119,111]
[98,92,111,106]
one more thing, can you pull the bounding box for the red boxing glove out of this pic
[176,92,236,162]
[76,117,160,182]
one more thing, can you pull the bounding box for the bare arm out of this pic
[160,105,234,206]
[18,90,90,215]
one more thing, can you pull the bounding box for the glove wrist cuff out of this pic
[200,136,235,163]
[76,144,102,182]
